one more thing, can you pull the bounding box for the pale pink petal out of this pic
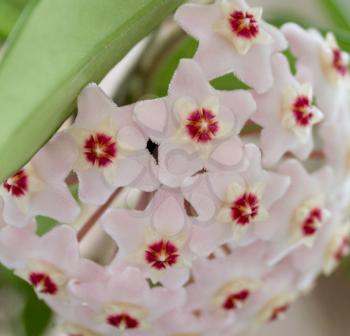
[117,125,147,151]
[102,208,145,254]
[218,90,256,133]
[160,267,190,289]
[174,3,219,40]
[190,223,230,257]
[113,157,144,187]
[32,132,77,182]
[34,225,80,268]
[75,84,113,129]
[30,184,80,223]
[148,287,187,319]
[134,97,169,142]
[77,168,114,205]
[208,136,244,169]
[0,225,36,268]
[169,59,215,102]
[152,196,185,236]
[158,141,203,187]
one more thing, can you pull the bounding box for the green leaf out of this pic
[0,264,52,336]
[0,0,29,40]
[35,215,60,236]
[0,0,184,183]
[320,0,350,31]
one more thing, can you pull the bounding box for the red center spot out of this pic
[145,240,179,270]
[3,170,28,198]
[269,304,290,322]
[292,96,313,127]
[335,237,350,262]
[107,313,139,330]
[186,108,219,143]
[332,48,348,77]
[222,289,250,310]
[229,10,259,39]
[84,133,117,168]
[302,208,322,236]
[231,192,259,226]
[29,272,58,295]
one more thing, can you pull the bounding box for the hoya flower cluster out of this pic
[0,0,350,335]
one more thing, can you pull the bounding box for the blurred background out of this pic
[0,0,350,335]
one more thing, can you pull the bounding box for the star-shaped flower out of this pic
[102,189,196,289]
[181,144,290,256]
[290,206,350,291]
[252,53,323,167]
[0,225,105,304]
[67,84,159,205]
[69,266,186,335]
[231,259,299,333]
[175,0,287,93]
[282,23,349,122]
[187,242,266,323]
[258,159,333,264]
[0,132,80,227]
[134,59,256,187]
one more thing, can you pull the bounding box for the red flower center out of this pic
[302,208,322,237]
[229,10,259,39]
[269,304,290,322]
[186,108,219,143]
[29,272,58,295]
[222,289,250,310]
[107,313,139,330]
[332,48,348,77]
[84,132,117,168]
[334,237,350,262]
[231,192,259,226]
[292,96,313,127]
[3,170,28,198]
[145,240,179,270]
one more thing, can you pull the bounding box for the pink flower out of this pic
[102,189,195,289]
[0,225,104,303]
[134,59,256,187]
[186,242,267,329]
[290,205,350,291]
[67,84,159,205]
[182,144,290,256]
[70,266,186,335]
[234,259,300,332]
[251,53,323,167]
[260,160,333,264]
[0,132,80,227]
[282,23,349,122]
[52,302,104,336]
[175,0,287,93]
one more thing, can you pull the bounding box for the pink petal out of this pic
[190,223,230,257]
[30,183,80,223]
[102,208,145,253]
[209,136,244,168]
[32,132,77,182]
[75,84,114,129]
[117,125,147,151]
[158,141,203,187]
[218,90,256,133]
[169,59,215,102]
[174,3,219,40]
[35,225,80,268]
[152,195,185,236]
[160,267,190,289]
[77,168,114,205]
[134,97,169,142]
